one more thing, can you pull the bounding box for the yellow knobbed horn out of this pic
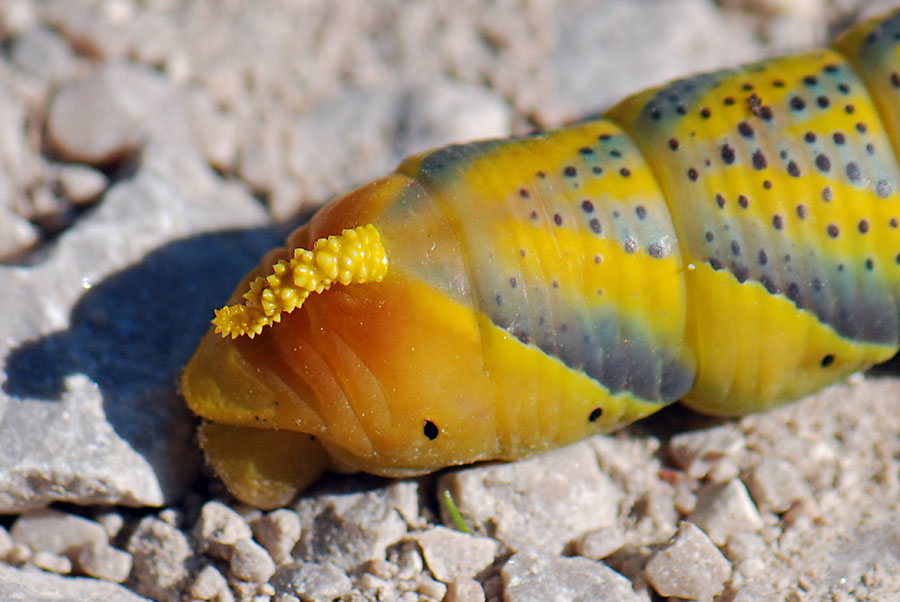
[212,224,388,339]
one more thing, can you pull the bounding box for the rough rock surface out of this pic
[1,1,900,601]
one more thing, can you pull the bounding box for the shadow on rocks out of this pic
[2,224,286,486]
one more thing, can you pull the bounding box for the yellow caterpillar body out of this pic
[183,10,900,508]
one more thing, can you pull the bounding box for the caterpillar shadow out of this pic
[2,225,288,488]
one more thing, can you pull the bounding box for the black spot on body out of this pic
[805,131,816,143]
[553,213,563,226]
[827,223,840,238]
[731,240,741,256]
[821,354,835,367]
[636,206,647,220]
[790,96,806,111]
[796,204,808,218]
[688,167,699,181]
[859,219,870,234]
[620,167,631,177]
[822,186,833,202]
[752,149,767,170]
[581,200,594,213]
[738,195,750,209]
[648,243,664,258]
[787,160,800,177]
[721,144,735,164]
[669,138,680,151]
[589,407,603,422]
[846,162,861,182]
[519,188,530,199]
[773,215,784,230]
[878,180,892,198]
[564,166,577,177]
[738,121,754,138]
[424,420,439,440]
[817,96,830,108]
[589,218,602,234]
[716,193,726,208]
[815,154,831,172]
[833,132,846,144]
[803,75,818,86]
[758,249,768,265]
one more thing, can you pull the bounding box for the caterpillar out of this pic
[183,9,900,509]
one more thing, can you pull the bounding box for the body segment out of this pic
[183,10,900,508]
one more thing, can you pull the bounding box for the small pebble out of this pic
[46,63,170,165]
[388,540,424,580]
[6,543,32,565]
[189,564,234,602]
[416,575,448,599]
[271,561,353,602]
[689,479,765,545]
[10,508,109,560]
[502,551,642,601]
[127,515,194,601]
[193,501,252,559]
[0,0,36,36]
[76,541,133,583]
[230,538,276,583]
[669,425,745,479]
[10,26,74,80]
[444,577,486,602]
[32,550,73,574]
[414,526,498,582]
[55,164,108,205]
[251,509,301,564]
[645,521,732,601]
[746,457,811,513]
[93,511,125,539]
[571,526,626,560]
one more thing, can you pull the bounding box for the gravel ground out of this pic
[2,0,900,600]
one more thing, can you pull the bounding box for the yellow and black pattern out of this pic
[182,9,900,508]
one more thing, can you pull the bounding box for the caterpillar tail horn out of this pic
[212,224,389,339]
